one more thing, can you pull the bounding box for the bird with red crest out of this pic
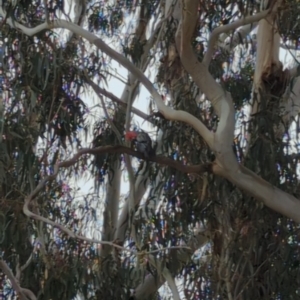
[125,130,154,159]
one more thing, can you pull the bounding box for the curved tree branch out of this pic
[219,23,258,53]
[173,0,300,223]
[134,228,210,299]
[4,5,300,224]
[0,16,213,149]
[22,144,209,252]
[175,0,237,171]
[149,255,181,300]
[203,9,270,66]
[0,259,36,300]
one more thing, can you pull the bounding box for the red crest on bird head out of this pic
[125,131,138,140]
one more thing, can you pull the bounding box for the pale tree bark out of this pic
[71,0,86,26]
[0,259,37,300]
[98,68,144,256]
[102,21,141,255]
[1,0,299,238]
[2,7,298,298]
[253,0,281,95]
[203,9,270,66]
[204,0,300,133]
[218,22,258,53]
[100,161,122,256]
[99,80,141,258]
[2,1,300,297]
[204,0,300,152]
[115,162,150,243]
[101,2,166,255]
[133,228,210,299]
[214,2,300,133]
[244,0,284,152]
[114,6,169,245]
[173,0,300,222]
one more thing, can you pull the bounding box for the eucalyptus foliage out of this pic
[0,1,300,300]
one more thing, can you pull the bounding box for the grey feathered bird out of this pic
[125,131,154,158]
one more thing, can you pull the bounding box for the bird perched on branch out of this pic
[125,131,154,158]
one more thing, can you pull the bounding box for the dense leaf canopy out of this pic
[0,0,300,299]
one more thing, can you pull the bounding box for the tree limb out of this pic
[99,7,167,254]
[213,163,300,223]
[219,23,258,53]
[203,9,270,66]
[0,16,213,150]
[149,256,181,300]
[175,0,237,172]
[115,162,150,243]
[134,228,210,299]
[85,76,152,122]
[172,0,300,223]
[0,259,36,300]
[21,145,209,252]
[5,4,300,223]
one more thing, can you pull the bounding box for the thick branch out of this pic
[0,259,36,300]
[213,164,300,223]
[134,228,210,299]
[42,146,210,185]
[219,23,258,52]
[175,1,225,108]
[22,145,209,247]
[99,9,168,255]
[176,1,237,171]
[148,256,180,300]
[6,5,300,224]
[204,10,270,66]
[0,16,213,149]
[115,162,150,243]
[172,0,300,224]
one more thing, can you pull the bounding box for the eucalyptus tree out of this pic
[0,0,300,299]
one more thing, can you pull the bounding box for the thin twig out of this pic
[84,73,153,122]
